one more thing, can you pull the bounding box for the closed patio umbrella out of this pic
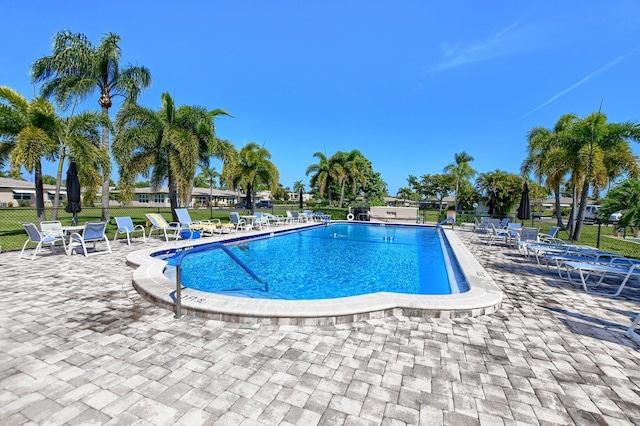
[487,190,496,216]
[64,161,82,225]
[516,182,531,224]
[299,188,303,209]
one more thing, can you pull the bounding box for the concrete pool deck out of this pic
[127,222,502,324]
[1,226,639,424]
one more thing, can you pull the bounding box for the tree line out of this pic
[0,31,386,222]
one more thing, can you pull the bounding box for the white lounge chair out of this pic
[146,213,189,241]
[114,216,147,245]
[562,258,640,297]
[67,221,112,257]
[487,223,511,246]
[19,222,67,260]
[174,208,219,236]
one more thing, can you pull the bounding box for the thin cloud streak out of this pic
[431,20,524,73]
[524,46,640,117]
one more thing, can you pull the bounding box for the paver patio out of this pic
[1,227,639,425]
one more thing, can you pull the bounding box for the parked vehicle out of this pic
[256,200,273,208]
[234,200,249,209]
[584,205,601,222]
[609,211,622,222]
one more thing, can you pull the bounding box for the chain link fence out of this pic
[3,206,639,259]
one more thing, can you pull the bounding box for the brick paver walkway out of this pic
[1,228,639,425]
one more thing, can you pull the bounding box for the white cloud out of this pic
[523,46,640,117]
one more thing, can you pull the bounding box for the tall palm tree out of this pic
[0,86,58,222]
[32,30,152,221]
[306,152,333,205]
[568,112,640,240]
[522,114,578,229]
[396,187,413,205]
[443,151,476,212]
[336,149,367,208]
[113,92,214,221]
[293,180,305,193]
[50,108,111,219]
[224,142,279,214]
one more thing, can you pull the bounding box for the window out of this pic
[154,194,165,203]
[13,191,33,201]
[139,194,149,203]
[196,195,207,205]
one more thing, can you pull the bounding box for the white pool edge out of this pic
[127,223,503,325]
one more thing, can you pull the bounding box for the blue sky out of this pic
[2,1,640,195]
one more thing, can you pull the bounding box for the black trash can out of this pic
[353,207,370,221]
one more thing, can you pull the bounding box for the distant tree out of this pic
[599,179,640,229]
[42,174,56,185]
[223,142,279,214]
[421,173,454,213]
[475,170,523,217]
[443,151,476,212]
[0,87,58,221]
[396,187,413,205]
[306,152,332,205]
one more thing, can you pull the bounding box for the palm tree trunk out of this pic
[553,186,564,229]
[339,180,346,208]
[571,179,590,240]
[100,105,111,222]
[247,182,254,215]
[169,174,179,222]
[34,163,46,223]
[52,152,65,221]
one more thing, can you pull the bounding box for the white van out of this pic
[584,205,600,222]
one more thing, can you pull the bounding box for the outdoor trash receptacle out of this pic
[180,230,201,239]
[353,208,370,221]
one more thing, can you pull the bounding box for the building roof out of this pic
[0,177,57,191]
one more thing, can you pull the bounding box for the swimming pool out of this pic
[128,221,502,324]
[163,223,469,300]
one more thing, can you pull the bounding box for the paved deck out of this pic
[1,228,639,425]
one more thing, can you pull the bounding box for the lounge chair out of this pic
[174,208,219,236]
[474,217,490,233]
[487,223,511,246]
[67,221,112,257]
[229,212,247,231]
[114,216,147,245]
[264,212,285,226]
[19,222,67,260]
[146,213,189,241]
[561,257,640,297]
[539,226,563,244]
[292,211,306,223]
[498,218,510,228]
[515,227,540,256]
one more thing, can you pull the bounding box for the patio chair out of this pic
[145,213,189,241]
[487,223,511,246]
[40,220,65,239]
[292,211,306,223]
[561,257,640,297]
[114,216,147,245]
[264,212,285,226]
[498,218,510,228]
[253,212,270,229]
[174,208,219,236]
[539,226,564,244]
[515,227,540,256]
[19,222,67,260]
[67,221,112,257]
[474,217,490,233]
[229,212,247,231]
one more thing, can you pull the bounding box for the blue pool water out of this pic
[164,223,468,300]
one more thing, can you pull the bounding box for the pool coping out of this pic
[127,222,503,325]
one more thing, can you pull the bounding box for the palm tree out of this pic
[113,92,214,221]
[32,30,152,222]
[522,114,578,229]
[443,151,476,212]
[306,152,333,205]
[396,187,413,205]
[293,180,305,205]
[568,112,640,240]
[224,142,279,214]
[50,108,111,219]
[0,86,58,222]
[338,149,367,208]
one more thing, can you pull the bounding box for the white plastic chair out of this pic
[19,222,67,260]
[114,216,146,245]
[67,222,112,256]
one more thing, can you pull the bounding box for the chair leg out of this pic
[19,239,30,260]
